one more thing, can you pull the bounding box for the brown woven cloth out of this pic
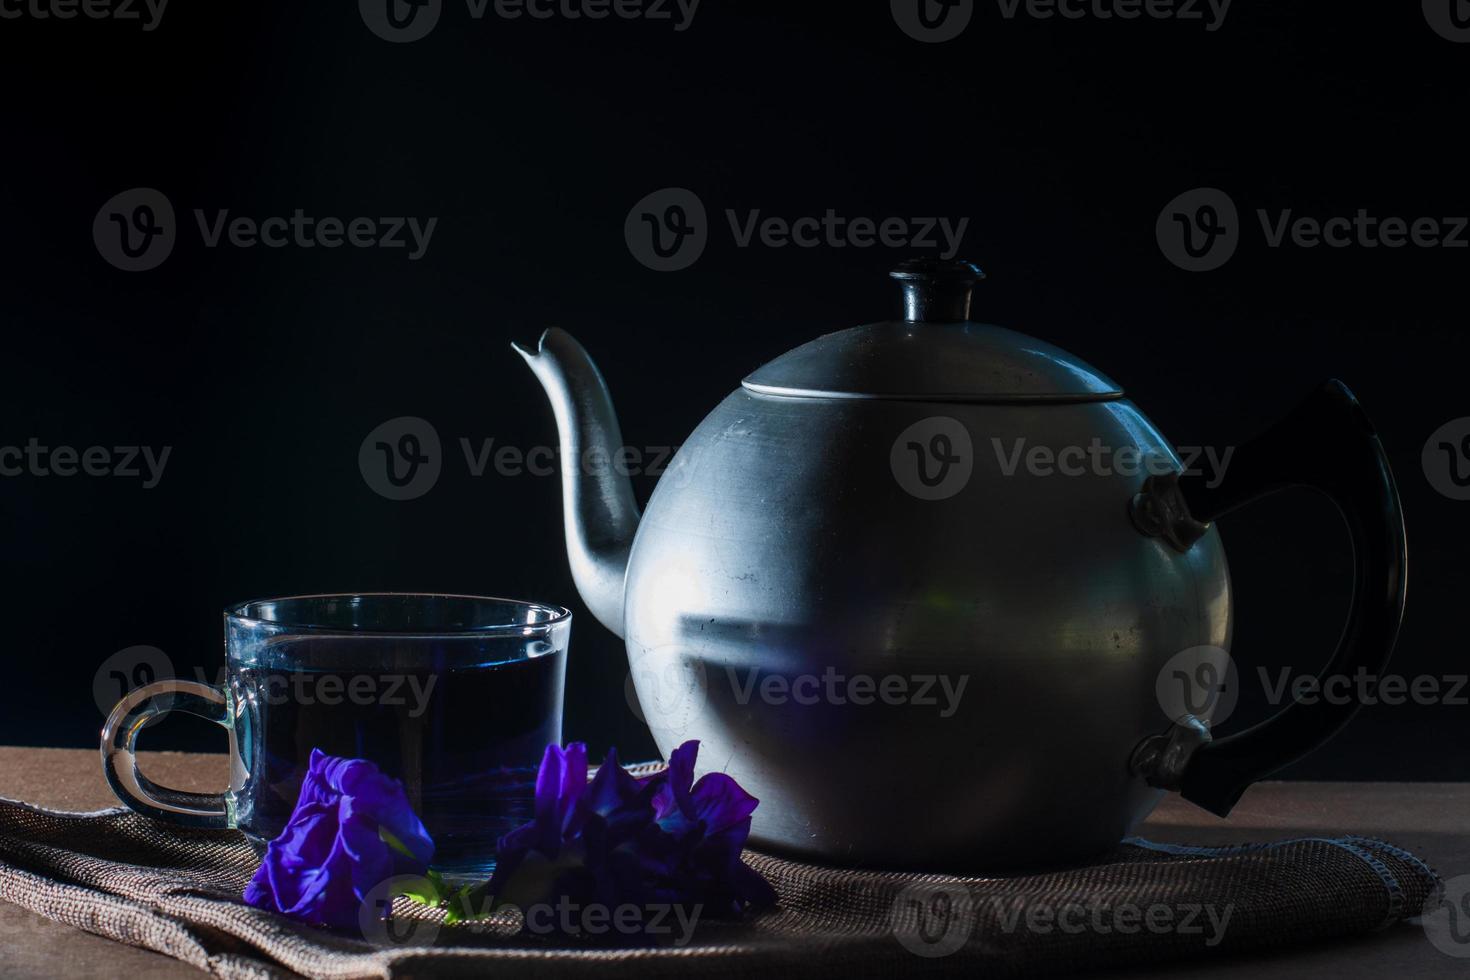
[0,787,1439,980]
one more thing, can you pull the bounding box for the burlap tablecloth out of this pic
[0,763,1442,979]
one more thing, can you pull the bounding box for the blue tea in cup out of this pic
[101,593,570,879]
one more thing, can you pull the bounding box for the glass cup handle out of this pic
[100,678,232,828]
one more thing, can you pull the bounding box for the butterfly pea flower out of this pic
[484,739,776,933]
[242,749,434,931]
[648,740,776,916]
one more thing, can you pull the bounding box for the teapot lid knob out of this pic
[889,258,985,323]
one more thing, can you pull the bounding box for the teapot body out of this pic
[623,390,1231,869]
[520,261,1404,869]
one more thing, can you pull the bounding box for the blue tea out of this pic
[232,652,564,878]
[100,594,571,882]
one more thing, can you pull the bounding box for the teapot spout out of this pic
[513,328,639,638]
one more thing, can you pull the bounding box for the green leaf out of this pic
[393,869,445,906]
[441,884,481,924]
[378,825,419,862]
[372,825,500,921]
[386,867,498,922]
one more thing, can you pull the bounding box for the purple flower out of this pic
[484,740,776,933]
[648,741,775,915]
[243,749,434,931]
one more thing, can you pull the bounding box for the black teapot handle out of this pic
[1131,380,1407,816]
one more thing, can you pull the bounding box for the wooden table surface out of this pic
[0,747,1463,979]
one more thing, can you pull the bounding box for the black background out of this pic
[0,1,1465,780]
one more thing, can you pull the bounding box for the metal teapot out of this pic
[517,259,1406,870]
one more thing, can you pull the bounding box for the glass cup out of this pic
[101,593,571,878]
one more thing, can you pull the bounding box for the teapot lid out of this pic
[741,259,1123,403]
